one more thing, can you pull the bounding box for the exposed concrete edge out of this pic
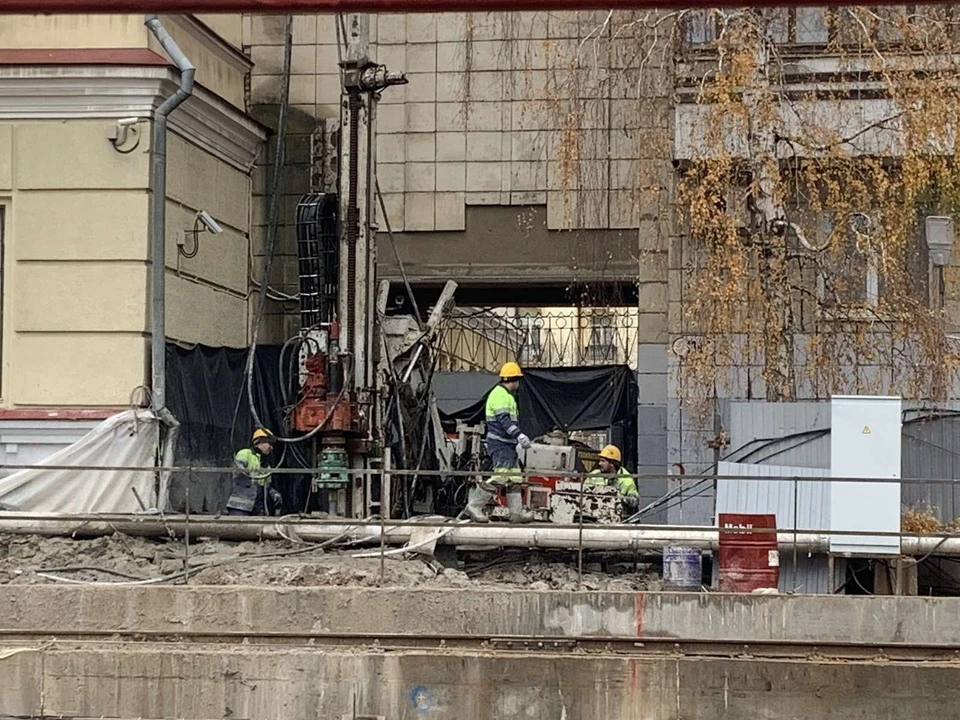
[3,586,960,645]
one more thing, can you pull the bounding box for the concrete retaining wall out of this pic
[3,586,960,718]
[1,644,958,720]
[4,585,960,645]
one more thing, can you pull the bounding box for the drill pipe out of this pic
[0,514,956,555]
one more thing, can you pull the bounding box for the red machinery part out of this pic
[716,512,780,593]
[291,395,353,433]
[492,475,556,508]
[291,352,354,433]
[0,0,909,12]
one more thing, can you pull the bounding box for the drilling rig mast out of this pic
[291,14,407,518]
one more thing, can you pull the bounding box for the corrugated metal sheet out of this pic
[725,402,960,523]
[716,461,835,593]
[717,461,829,531]
[728,402,831,469]
[903,414,960,523]
[780,552,847,595]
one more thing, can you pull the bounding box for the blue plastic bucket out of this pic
[663,546,702,590]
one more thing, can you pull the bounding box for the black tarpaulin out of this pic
[439,365,638,468]
[165,343,310,513]
[166,344,639,510]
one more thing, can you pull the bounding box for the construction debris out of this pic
[0,533,660,591]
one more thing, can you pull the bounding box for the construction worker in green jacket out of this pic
[226,428,282,516]
[463,361,535,524]
[586,444,639,515]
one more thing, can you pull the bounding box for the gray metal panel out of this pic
[779,554,847,594]
[728,401,831,469]
[0,420,98,479]
[717,461,829,531]
[716,461,833,594]
[902,415,960,523]
[665,475,716,526]
[725,402,960,524]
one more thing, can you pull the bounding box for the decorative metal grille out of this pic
[438,307,639,371]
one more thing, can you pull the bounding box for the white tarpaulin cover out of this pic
[0,410,159,513]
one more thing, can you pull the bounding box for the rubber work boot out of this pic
[464,484,495,523]
[505,487,534,524]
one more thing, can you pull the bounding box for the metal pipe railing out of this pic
[0,463,953,484]
[0,0,908,12]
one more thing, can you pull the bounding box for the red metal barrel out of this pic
[717,513,780,593]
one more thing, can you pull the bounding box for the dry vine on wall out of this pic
[446,8,960,413]
[677,6,960,419]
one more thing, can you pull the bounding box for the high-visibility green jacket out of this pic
[226,447,273,513]
[485,384,521,444]
[235,448,273,486]
[586,466,638,497]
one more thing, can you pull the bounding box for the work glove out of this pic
[269,487,283,514]
[517,433,532,449]
[622,496,639,512]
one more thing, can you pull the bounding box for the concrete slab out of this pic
[4,586,960,646]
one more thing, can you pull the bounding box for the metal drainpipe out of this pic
[145,14,194,508]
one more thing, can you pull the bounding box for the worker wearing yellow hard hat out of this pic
[463,361,535,523]
[586,444,639,516]
[226,428,282,516]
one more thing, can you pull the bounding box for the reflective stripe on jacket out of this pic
[485,384,521,444]
[226,447,271,513]
[586,466,638,497]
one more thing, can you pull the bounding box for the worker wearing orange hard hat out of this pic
[586,444,639,515]
[463,361,535,523]
[226,428,282,516]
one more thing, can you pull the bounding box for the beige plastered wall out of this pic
[0,14,147,48]
[164,133,251,349]
[0,13,254,407]
[0,120,251,408]
[0,120,151,408]
[0,14,246,110]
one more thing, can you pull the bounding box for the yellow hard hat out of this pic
[252,428,275,443]
[599,445,622,463]
[499,361,523,380]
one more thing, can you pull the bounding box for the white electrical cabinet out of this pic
[829,396,901,555]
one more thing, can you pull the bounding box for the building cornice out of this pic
[171,14,252,75]
[0,48,169,66]
[0,65,267,172]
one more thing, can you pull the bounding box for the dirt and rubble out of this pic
[0,533,663,591]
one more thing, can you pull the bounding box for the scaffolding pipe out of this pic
[145,14,193,510]
[1,515,959,556]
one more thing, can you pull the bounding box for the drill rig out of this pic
[286,15,456,519]
[286,15,410,519]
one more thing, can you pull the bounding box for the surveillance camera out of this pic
[117,117,140,127]
[197,210,223,235]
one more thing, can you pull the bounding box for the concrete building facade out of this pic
[3,8,959,492]
[243,10,674,479]
[0,14,264,411]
